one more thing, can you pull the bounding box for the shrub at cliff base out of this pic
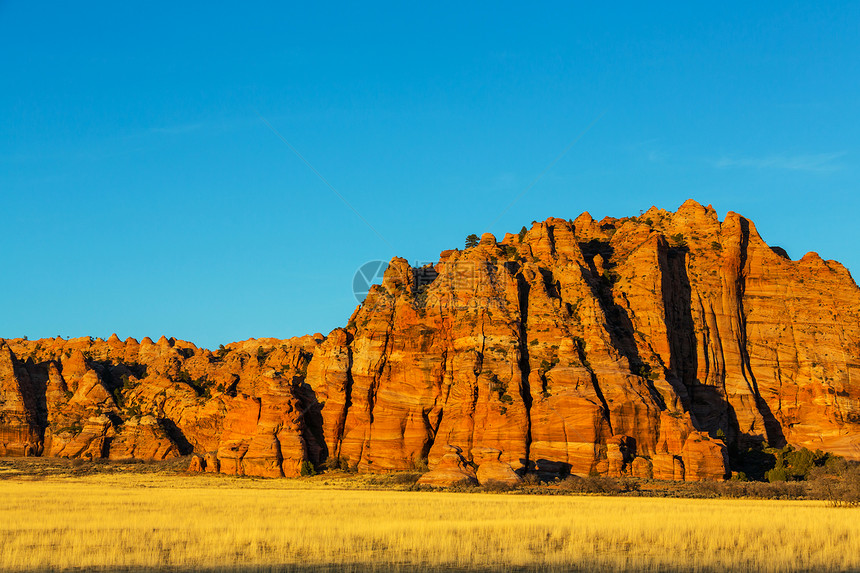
[808,458,860,507]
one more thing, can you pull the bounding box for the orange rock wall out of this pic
[2,201,860,481]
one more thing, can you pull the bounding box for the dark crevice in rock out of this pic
[578,240,656,427]
[660,240,697,414]
[368,304,396,426]
[538,268,561,299]
[516,271,533,466]
[297,380,327,466]
[340,336,355,450]
[572,336,613,435]
[160,418,193,455]
[736,217,786,448]
[22,358,49,430]
[578,242,648,377]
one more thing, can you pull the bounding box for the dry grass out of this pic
[1,472,859,572]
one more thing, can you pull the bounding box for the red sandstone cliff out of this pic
[2,200,859,482]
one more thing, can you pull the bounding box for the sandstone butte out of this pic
[2,200,860,484]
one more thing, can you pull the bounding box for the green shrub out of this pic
[488,374,508,399]
[764,446,827,482]
[630,362,657,380]
[300,461,316,476]
[501,244,520,260]
[785,447,815,479]
[669,233,686,247]
[766,467,789,482]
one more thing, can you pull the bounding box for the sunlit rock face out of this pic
[4,200,860,481]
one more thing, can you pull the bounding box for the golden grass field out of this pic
[1,469,859,572]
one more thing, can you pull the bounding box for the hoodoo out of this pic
[2,201,859,482]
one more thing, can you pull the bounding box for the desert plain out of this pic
[1,458,859,573]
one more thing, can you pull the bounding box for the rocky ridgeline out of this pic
[2,200,860,485]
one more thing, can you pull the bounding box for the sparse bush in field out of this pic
[363,472,421,486]
[808,459,860,507]
[686,480,723,498]
[387,472,421,485]
[481,481,517,493]
[559,475,623,495]
[690,479,805,500]
[619,478,640,493]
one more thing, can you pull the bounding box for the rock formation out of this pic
[2,200,860,482]
[417,446,479,487]
[474,447,523,486]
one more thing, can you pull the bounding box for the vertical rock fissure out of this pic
[336,339,356,459]
[579,243,652,391]
[368,301,397,425]
[573,337,613,435]
[419,337,447,462]
[736,218,786,446]
[660,242,697,415]
[23,358,49,432]
[516,272,533,466]
[735,217,755,393]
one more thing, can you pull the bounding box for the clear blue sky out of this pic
[2,2,858,349]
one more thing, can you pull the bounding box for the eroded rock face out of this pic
[188,454,205,472]
[3,201,860,481]
[108,416,179,461]
[475,447,523,486]
[417,446,478,487]
[0,344,41,456]
[681,434,729,482]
